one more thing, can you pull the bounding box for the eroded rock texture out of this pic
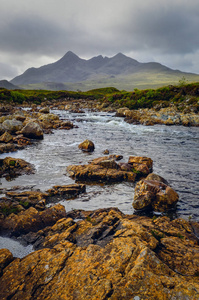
[67,155,153,183]
[0,208,198,300]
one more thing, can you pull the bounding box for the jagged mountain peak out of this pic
[10,51,189,86]
[61,51,80,59]
[56,51,81,65]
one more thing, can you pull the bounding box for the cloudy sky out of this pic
[1,0,199,80]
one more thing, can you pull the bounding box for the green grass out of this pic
[0,81,199,113]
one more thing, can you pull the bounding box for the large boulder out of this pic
[21,121,43,139]
[133,174,179,211]
[2,119,23,134]
[78,139,95,152]
[59,120,74,130]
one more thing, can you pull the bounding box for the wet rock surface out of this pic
[0,157,35,179]
[78,139,95,152]
[67,155,152,183]
[47,183,86,200]
[0,183,87,234]
[133,173,179,212]
[0,207,198,299]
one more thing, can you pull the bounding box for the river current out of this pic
[0,109,199,256]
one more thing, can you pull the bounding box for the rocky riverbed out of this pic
[0,101,199,299]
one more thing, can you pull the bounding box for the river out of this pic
[0,109,199,256]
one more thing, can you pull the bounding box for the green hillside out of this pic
[19,72,199,92]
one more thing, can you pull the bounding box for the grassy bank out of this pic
[0,82,199,112]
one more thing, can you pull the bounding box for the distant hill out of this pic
[10,51,199,91]
[0,80,20,90]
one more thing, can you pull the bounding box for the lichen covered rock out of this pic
[1,204,66,235]
[0,208,198,299]
[78,139,95,152]
[68,157,137,183]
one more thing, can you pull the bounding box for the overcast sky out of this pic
[1,0,199,80]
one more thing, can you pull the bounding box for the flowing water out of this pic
[0,109,199,256]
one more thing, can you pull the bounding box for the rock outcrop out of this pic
[68,155,153,183]
[116,107,199,126]
[0,184,87,234]
[0,208,198,299]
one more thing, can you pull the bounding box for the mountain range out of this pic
[10,51,199,91]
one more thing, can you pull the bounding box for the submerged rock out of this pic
[0,208,198,299]
[103,149,109,154]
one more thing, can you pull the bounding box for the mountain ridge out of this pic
[0,80,20,90]
[10,51,199,90]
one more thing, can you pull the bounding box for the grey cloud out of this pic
[112,4,199,55]
[0,16,73,56]
[0,63,18,79]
